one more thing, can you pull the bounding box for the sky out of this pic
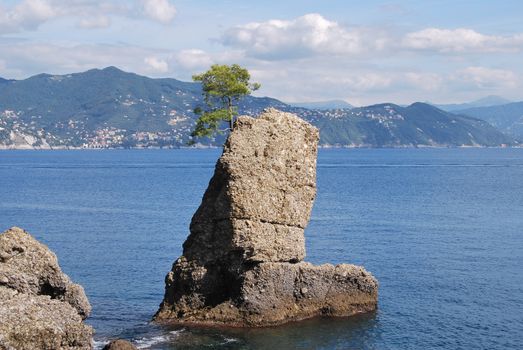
[1,0,522,106]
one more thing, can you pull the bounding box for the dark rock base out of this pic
[155,261,377,327]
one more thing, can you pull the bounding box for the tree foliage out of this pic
[189,64,260,143]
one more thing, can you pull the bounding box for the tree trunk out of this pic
[228,97,234,130]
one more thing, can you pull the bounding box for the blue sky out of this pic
[1,0,522,105]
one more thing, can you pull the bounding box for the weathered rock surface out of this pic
[0,227,93,349]
[155,108,378,327]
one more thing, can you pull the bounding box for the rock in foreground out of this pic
[155,108,378,327]
[0,227,93,349]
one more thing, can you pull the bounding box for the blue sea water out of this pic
[0,148,522,350]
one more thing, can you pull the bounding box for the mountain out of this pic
[0,67,516,149]
[308,102,514,147]
[456,102,523,140]
[288,100,353,110]
[434,95,512,112]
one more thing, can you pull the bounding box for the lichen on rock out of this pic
[155,108,378,327]
[0,227,93,349]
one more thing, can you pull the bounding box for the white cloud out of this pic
[456,66,519,89]
[0,41,173,77]
[323,73,394,92]
[222,16,523,59]
[144,56,168,72]
[323,71,447,94]
[0,0,56,33]
[78,15,111,29]
[171,49,245,73]
[402,28,523,53]
[0,0,179,34]
[404,72,444,91]
[142,0,176,24]
[222,13,389,60]
[0,0,126,33]
[249,68,289,81]
[173,49,213,70]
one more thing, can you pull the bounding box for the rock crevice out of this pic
[155,108,378,327]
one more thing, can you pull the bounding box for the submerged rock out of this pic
[0,227,93,349]
[155,108,378,326]
[102,339,137,350]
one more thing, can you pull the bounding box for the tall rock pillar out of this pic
[155,108,378,326]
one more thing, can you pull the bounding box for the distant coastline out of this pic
[1,67,519,150]
[1,144,521,150]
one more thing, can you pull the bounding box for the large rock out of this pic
[155,108,378,326]
[0,227,93,349]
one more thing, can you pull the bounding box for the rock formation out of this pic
[102,339,137,350]
[0,227,93,349]
[155,108,378,327]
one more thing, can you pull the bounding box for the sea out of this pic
[0,148,522,350]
